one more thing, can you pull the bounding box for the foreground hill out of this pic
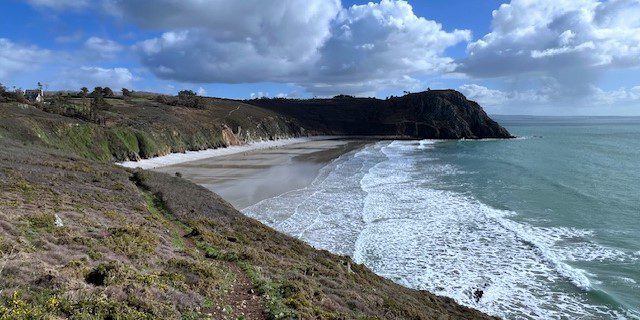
[0,139,495,319]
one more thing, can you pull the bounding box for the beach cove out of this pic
[120,138,373,209]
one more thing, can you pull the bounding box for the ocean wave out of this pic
[353,141,630,318]
[244,140,633,319]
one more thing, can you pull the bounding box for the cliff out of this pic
[0,90,510,163]
[246,90,513,139]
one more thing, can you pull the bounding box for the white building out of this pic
[25,89,44,103]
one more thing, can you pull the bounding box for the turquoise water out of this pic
[244,116,640,319]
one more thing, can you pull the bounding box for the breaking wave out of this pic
[243,140,635,319]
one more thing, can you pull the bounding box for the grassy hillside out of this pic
[0,90,511,165]
[0,95,304,162]
[0,92,501,319]
[0,139,495,319]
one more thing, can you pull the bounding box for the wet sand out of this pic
[152,139,371,209]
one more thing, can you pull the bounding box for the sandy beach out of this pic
[151,139,371,209]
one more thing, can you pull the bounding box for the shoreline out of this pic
[151,139,372,209]
[116,136,346,169]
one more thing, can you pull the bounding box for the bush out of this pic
[85,263,117,286]
[102,87,114,97]
[91,87,103,97]
[177,90,202,109]
[104,225,158,259]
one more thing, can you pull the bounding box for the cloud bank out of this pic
[51,67,136,90]
[0,38,50,80]
[454,0,640,113]
[110,0,469,96]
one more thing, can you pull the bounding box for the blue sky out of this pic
[1,0,639,115]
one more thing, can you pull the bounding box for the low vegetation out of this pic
[0,136,495,319]
[0,88,500,319]
[0,92,304,162]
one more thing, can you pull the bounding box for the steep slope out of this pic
[0,90,511,164]
[246,90,513,139]
[0,139,496,319]
[0,97,304,162]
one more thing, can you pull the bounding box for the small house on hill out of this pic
[25,89,44,103]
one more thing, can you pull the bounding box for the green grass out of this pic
[104,225,158,259]
[141,190,191,253]
[237,261,297,320]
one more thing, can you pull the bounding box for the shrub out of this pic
[85,263,117,286]
[102,87,114,97]
[177,90,202,109]
[104,225,158,259]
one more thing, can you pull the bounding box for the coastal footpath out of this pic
[0,90,506,319]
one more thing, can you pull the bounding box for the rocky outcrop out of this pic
[221,124,242,146]
[246,90,513,139]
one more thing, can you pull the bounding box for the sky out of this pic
[1,0,639,115]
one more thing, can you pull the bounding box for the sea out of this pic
[243,116,640,319]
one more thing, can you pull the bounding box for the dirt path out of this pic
[140,185,267,319]
[223,262,266,319]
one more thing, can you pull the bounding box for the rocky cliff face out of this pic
[247,90,513,139]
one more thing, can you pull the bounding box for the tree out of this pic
[102,87,114,97]
[121,88,132,97]
[0,83,5,94]
[178,90,197,99]
[91,87,103,97]
[80,87,89,97]
[177,90,201,108]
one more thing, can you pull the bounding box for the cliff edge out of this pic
[246,90,513,139]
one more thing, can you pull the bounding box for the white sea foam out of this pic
[243,140,633,319]
[117,136,338,169]
[615,276,638,285]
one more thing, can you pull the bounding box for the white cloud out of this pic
[459,84,510,106]
[250,92,269,99]
[118,0,341,83]
[305,0,471,95]
[84,37,123,59]
[592,85,640,104]
[459,83,640,114]
[0,38,50,79]
[454,0,640,113]
[111,0,469,96]
[459,0,640,79]
[52,67,136,90]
